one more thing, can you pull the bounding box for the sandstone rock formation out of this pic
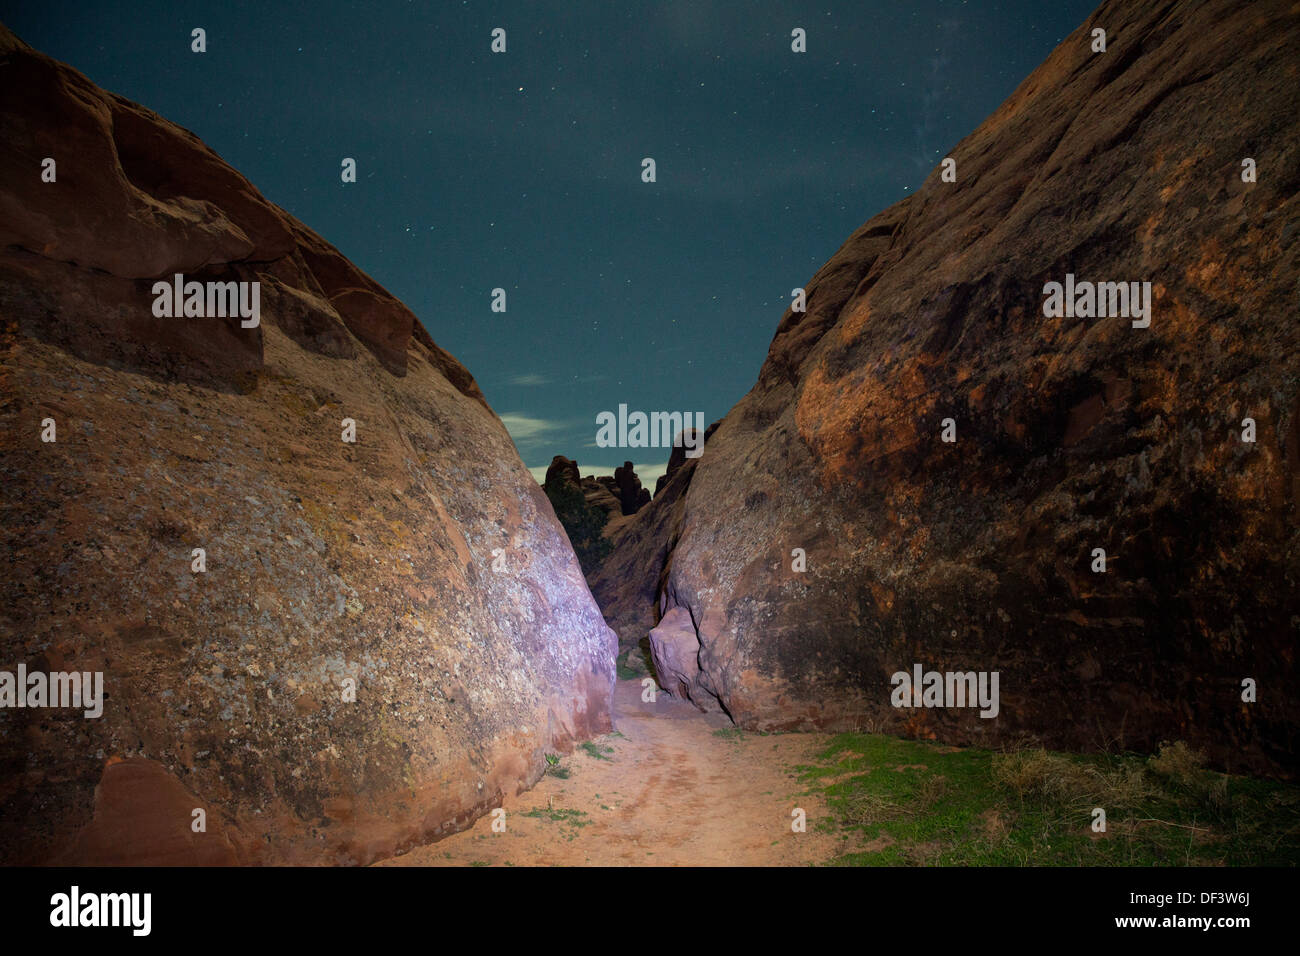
[544,455,582,488]
[583,477,624,518]
[543,455,627,521]
[638,0,1299,775]
[0,24,616,865]
[589,445,707,648]
[654,427,714,495]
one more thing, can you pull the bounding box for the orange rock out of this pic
[598,0,1299,777]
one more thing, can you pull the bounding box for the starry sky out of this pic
[5,0,1099,485]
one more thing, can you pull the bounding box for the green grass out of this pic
[798,734,1300,866]
[580,741,614,760]
[522,807,591,825]
[522,806,592,842]
[543,753,570,778]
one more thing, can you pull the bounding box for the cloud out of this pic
[506,373,551,387]
[499,413,562,445]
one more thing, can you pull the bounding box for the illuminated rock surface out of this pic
[0,24,616,864]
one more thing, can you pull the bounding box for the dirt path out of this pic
[380,679,840,866]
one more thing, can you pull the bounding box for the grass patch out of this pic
[713,728,745,741]
[543,753,570,779]
[799,734,1300,866]
[580,741,615,761]
[522,806,592,842]
[522,808,591,825]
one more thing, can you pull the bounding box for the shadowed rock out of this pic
[613,0,1300,776]
[654,426,715,494]
[612,461,651,516]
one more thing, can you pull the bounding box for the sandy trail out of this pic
[380,679,840,866]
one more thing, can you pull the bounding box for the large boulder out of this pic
[0,24,616,864]
[648,607,720,712]
[641,0,1300,775]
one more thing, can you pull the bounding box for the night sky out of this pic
[4,0,1099,484]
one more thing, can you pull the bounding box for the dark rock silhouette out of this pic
[543,455,625,521]
[612,461,652,516]
[544,455,581,487]
[0,24,616,865]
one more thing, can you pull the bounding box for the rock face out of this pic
[589,448,705,648]
[0,24,616,865]
[654,427,713,495]
[583,477,624,518]
[648,607,717,710]
[585,426,721,654]
[642,0,1300,775]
